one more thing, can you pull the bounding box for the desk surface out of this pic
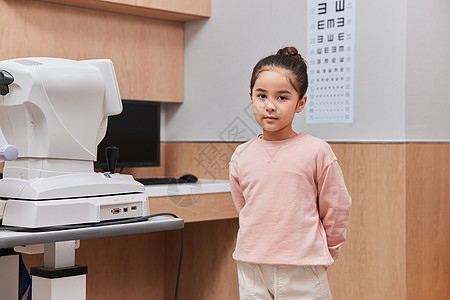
[0,216,184,248]
[145,179,230,197]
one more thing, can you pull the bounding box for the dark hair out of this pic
[250,46,308,98]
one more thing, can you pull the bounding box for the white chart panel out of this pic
[306,0,355,124]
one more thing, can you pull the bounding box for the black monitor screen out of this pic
[95,100,160,170]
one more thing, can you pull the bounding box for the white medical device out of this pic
[0,57,148,228]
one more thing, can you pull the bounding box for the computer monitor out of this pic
[95,100,160,170]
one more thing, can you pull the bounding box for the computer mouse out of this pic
[178,174,198,183]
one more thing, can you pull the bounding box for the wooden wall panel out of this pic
[76,232,167,299]
[0,0,184,102]
[120,141,240,180]
[164,219,239,300]
[406,143,450,300]
[329,143,407,300]
[164,142,240,180]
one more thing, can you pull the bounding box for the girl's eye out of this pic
[278,96,287,100]
[257,94,267,99]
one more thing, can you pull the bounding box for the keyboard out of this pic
[135,177,180,185]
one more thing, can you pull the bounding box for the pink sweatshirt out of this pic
[229,133,351,267]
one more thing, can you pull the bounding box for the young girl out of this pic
[229,46,352,299]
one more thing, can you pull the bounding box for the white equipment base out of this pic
[2,193,149,228]
[0,172,149,228]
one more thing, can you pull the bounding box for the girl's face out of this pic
[250,68,306,141]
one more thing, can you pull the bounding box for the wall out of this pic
[160,141,450,300]
[164,0,408,142]
[403,2,450,299]
[405,0,450,141]
[163,0,450,299]
[2,0,449,299]
[406,143,450,299]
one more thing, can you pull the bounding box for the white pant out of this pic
[237,261,332,300]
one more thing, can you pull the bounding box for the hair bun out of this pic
[277,46,299,57]
[250,46,308,98]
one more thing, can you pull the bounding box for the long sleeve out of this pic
[229,152,245,213]
[317,160,352,260]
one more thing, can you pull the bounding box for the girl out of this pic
[229,46,351,299]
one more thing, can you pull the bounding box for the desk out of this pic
[144,179,231,197]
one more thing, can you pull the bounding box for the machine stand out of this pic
[30,241,87,300]
[31,265,88,300]
[0,248,19,299]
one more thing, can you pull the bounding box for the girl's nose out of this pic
[265,99,276,111]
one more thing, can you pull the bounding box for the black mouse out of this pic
[178,174,198,183]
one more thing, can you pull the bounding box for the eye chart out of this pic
[306,0,355,123]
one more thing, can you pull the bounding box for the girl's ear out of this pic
[296,95,307,113]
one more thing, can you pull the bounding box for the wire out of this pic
[0,213,179,232]
[0,213,184,300]
[175,228,183,300]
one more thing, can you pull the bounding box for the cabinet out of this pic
[0,0,210,102]
[39,0,211,21]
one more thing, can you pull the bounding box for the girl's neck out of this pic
[261,129,298,141]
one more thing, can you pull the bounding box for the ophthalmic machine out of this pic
[0,57,148,227]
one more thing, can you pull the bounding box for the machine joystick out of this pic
[0,70,14,96]
[105,145,119,174]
